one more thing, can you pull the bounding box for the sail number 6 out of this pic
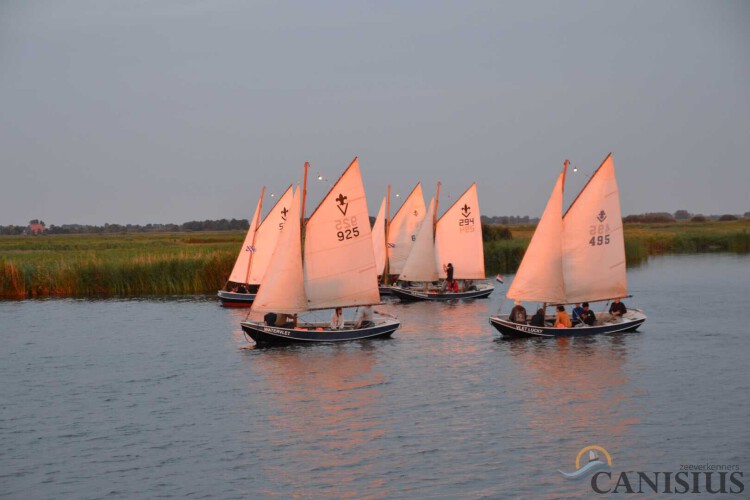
[335,216,360,241]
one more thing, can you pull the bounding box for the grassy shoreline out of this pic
[1,220,748,299]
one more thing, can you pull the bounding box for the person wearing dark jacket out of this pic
[509,300,527,324]
[530,308,546,327]
[580,302,596,326]
[609,298,627,318]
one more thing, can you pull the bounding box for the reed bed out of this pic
[1,220,748,298]
[483,219,750,274]
[0,233,238,299]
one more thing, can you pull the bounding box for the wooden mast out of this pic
[383,184,391,286]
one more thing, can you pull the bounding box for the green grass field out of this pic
[1,220,748,298]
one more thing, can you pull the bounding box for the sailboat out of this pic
[374,183,427,295]
[489,153,647,338]
[218,186,294,306]
[240,158,401,344]
[390,183,495,301]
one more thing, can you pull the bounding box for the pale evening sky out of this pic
[1,0,748,226]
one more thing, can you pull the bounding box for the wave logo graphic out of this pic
[559,445,612,480]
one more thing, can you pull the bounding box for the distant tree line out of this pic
[623,211,746,224]
[3,210,747,236]
[481,215,539,225]
[0,219,250,235]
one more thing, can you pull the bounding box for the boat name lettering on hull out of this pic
[515,325,543,334]
[262,326,291,336]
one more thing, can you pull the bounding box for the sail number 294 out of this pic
[589,224,610,246]
[336,216,360,241]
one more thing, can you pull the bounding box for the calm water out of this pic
[2,254,749,498]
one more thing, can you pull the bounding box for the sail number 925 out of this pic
[335,216,360,241]
[589,224,610,246]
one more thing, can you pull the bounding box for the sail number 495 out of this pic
[336,216,360,241]
[589,224,610,246]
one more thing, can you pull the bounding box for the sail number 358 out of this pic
[336,216,360,241]
[589,224,610,246]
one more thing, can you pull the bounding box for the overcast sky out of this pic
[1,0,748,225]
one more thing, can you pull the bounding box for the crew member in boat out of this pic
[580,302,596,326]
[554,305,572,328]
[509,300,528,324]
[609,298,627,319]
[354,305,374,328]
[530,308,546,327]
[571,303,584,322]
[330,307,345,329]
[275,313,297,328]
[237,283,248,294]
[442,262,454,292]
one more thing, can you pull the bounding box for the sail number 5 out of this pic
[336,216,360,241]
[589,224,610,246]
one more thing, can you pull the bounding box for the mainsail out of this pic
[246,185,294,284]
[507,154,628,304]
[562,154,627,302]
[372,196,387,277]
[227,190,263,285]
[304,158,380,310]
[251,187,307,314]
[399,198,439,282]
[435,183,486,280]
[387,183,426,276]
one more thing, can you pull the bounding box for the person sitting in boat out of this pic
[509,300,528,324]
[580,302,596,326]
[354,305,374,328]
[530,308,546,327]
[554,305,572,328]
[442,262,454,292]
[274,313,297,328]
[330,307,345,329]
[571,303,584,323]
[237,283,248,294]
[609,298,627,319]
[464,279,477,291]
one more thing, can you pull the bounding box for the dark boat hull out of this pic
[240,319,401,345]
[489,310,647,338]
[378,285,394,296]
[390,284,494,301]
[217,290,256,307]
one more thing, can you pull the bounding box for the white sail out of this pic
[304,158,380,310]
[399,197,439,282]
[562,154,627,302]
[227,190,263,284]
[506,167,567,303]
[387,183,426,276]
[246,185,294,284]
[251,187,308,314]
[372,196,387,276]
[435,183,486,279]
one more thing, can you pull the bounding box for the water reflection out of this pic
[499,335,641,460]
[242,343,389,497]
